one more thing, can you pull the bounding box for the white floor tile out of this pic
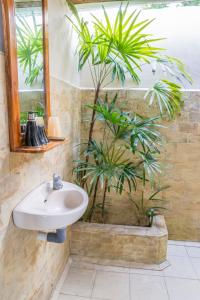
[165,277,200,300]
[60,267,96,298]
[167,245,187,257]
[190,257,200,278]
[168,240,185,246]
[54,244,200,300]
[50,290,60,300]
[186,246,200,258]
[58,295,91,300]
[92,271,129,300]
[71,261,130,274]
[130,268,164,276]
[95,264,129,274]
[55,259,72,291]
[130,274,169,300]
[163,255,197,279]
[184,241,200,248]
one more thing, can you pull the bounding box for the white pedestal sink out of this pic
[13,181,88,231]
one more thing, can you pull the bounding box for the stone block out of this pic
[71,216,168,265]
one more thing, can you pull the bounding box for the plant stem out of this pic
[81,82,101,187]
[102,178,108,219]
[86,82,101,162]
[89,177,99,222]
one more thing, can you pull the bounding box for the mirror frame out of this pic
[1,0,51,152]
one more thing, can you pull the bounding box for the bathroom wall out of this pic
[0,0,80,299]
[72,2,200,241]
[80,88,200,241]
[0,4,3,51]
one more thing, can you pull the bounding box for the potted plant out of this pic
[66,1,191,224]
[66,1,192,265]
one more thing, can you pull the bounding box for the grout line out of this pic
[129,271,198,280]
[184,242,200,248]
[50,289,59,300]
[90,269,97,299]
[163,275,199,281]
[185,245,200,249]
[54,257,72,292]
[50,258,72,299]
[163,276,171,300]
[59,292,94,299]
[129,272,132,300]
[185,246,200,280]
[168,240,186,246]
[71,260,131,274]
[130,272,164,277]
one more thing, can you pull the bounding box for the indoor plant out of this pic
[66,1,191,224]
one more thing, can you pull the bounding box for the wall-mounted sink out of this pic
[13,181,88,231]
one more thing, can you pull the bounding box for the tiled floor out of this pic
[51,240,200,300]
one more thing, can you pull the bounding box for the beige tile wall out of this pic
[0,52,81,300]
[80,88,200,242]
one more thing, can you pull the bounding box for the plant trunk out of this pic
[81,83,101,188]
[88,177,99,222]
[102,178,108,219]
[86,83,101,163]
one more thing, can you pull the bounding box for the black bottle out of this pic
[37,125,49,145]
[25,112,41,147]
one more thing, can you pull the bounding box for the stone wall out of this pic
[0,1,81,298]
[80,88,200,242]
[0,4,3,51]
[0,50,80,300]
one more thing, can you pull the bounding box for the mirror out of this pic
[14,0,45,127]
[2,0,51,152]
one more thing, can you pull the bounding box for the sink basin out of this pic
[13,181,88,231]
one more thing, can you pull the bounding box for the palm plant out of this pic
[16,13,43,86]
[66,1,190,140]
[74,94,163,221]
[66,1,191,222]
[129,186,169,226]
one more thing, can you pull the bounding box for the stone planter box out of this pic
[71,215,168,266]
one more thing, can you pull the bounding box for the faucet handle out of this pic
[53,173,59,179]
[53,173,63,190]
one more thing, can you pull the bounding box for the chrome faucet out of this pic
[53,174,63,190]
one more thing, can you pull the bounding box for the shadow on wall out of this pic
[0,4,4,51]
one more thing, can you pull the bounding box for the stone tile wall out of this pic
[0,52,81,300]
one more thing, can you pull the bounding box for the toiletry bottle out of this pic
[35,116,49,145]
[25,112,41,147]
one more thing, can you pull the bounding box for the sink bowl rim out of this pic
[13,181,88,217]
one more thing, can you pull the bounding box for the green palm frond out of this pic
[87,97,163,153]
[129,114,163,153]
[16,15,43,86]
[138,151,161,186]
[149,185,170,200]
[88,94,163,153]
[92,4,165,84]
[155,56,193,85]
[73,141,139,195]
[67,1,192,222]
[66,1,165,85]
[145,79,183,119]
[87,94,131,139]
